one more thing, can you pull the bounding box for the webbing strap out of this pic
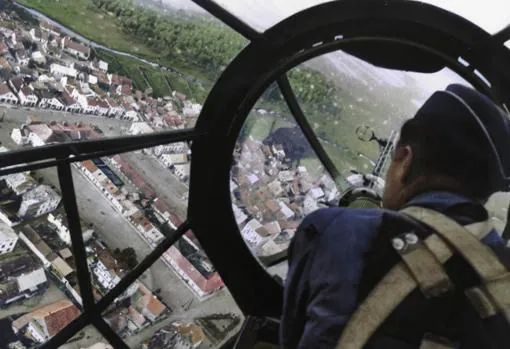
[397,238,453,298]
[335,215,491,349]
[335,262,418,348]
[402,207,506,280]
[402,207,510,323]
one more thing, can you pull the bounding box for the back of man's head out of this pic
[396,84,510,201]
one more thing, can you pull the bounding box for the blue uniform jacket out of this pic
[281,191,510,349]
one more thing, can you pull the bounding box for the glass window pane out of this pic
[100,231,242,348]
[0,163,83,347]
[210,0,507,34]
[288,51,473,184]
[232,83,340,282]
[6,0,246,137]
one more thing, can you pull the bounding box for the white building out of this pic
[268,180,284,197]
[16,268,47,293]
[160,153,188,167]
[50,63,77,79]
[105,99,125,118]
[17,185,61,219]
[278,201,295,219]
[278,170,295,183]
[86,97,109,116]
[232,204,248,225]
[0,222,18,255]
[47,213,92,245]
[62,38,90,60]
[0,83,18,104]
[27,123,54,147]
[37,90,64,110]
[31,51,46,65]
[11,128,28,145]
[47,213,71,245]
[90,60,109,73]
[153,143,189,156]
[29,28,48,48]
[93,258,121,290]
[173,164,190,181]
[4,173,37,195]
[123,109,139,121]
[182,102,202,117]
[18,86,39,107]
[309,187,325,200]
[129,122,154,135]
[303,195,319,215]
[241,219,264,247]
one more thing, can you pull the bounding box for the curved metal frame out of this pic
[189,0,510,318]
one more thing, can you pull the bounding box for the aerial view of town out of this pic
[0,0,507,348]
[0,1,248,348]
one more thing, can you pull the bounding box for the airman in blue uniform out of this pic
[281,85,510,349]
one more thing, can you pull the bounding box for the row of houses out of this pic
[0,75,137,120]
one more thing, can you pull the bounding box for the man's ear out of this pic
[394,145,413,183]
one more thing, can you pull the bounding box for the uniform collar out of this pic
[404,191,483,212]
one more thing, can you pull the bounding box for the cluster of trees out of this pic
[89,0,339,108]
[113,247,138,270]
[263,69,340,107]
[90,0,245,77]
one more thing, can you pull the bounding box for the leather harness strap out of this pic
[403,207,510,324]
[335,207,492,349]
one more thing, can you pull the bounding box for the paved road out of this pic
[36,165,195,309]
[121,152,188,219]
[60,325,105,349]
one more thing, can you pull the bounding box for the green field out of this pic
[165,74,192,98]
[141,68,172,97]
[17,0,231,83]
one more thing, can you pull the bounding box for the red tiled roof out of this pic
[111,74,132,87]
[265,199,280,213]
[120,84,131,95]
[14,300,81,337]
[0,82,12,95]
[146,296,166,317]
[82,160,98,173]
[43,302,80,337]
[21,86,35,96]
[165,246,223,294]
[152,198,182,226]
[87,97,109,108]
[98,249,119,271]
[106,98,118,108]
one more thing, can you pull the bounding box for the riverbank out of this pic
[13,0,212,87]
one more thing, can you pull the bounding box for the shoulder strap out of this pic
[336,208,492,349]
[402,206,510,324]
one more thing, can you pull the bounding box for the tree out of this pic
[113,247,138,270]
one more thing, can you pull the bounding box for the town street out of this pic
[0,104,241,325]
[120,152,188,219]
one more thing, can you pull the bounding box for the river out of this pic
[11,1,210,88]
